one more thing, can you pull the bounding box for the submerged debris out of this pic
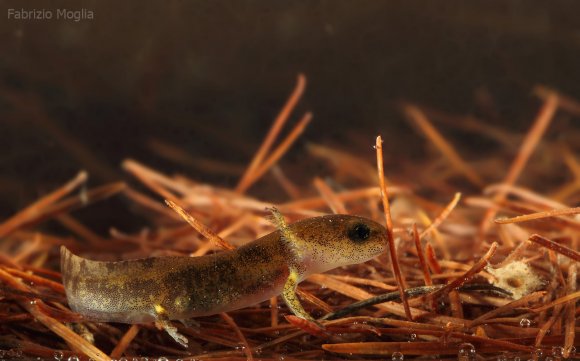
[487,261,543,300]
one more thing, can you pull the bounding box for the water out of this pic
[457,343,476,361]
[392,351,404,361]
[519,318,531,327]
[552,346,564,358]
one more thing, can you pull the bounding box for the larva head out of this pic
[287,214,388,276]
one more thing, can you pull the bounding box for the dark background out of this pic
[1,1,579,224]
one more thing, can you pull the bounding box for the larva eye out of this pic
[347,223,371,242]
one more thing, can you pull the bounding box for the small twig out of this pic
[0,171,87,238]
[528,234,580,262]
[322,337,534,355]
[296,287,334,313]
[270,165,301,199]
[125,162,180,203]
[479,92,559,239]
[21,182,126,231]
[530,290,580,313]
[413,224,432,287]
[425,243,442,274]
[420,192,462,238]
[402,104,484,187]
[242,112,312,192]
[269,296,278,328]
[236,74,306,193]
[534,84,580,116]
[280,186,406,210]
[313,177,347,214]
[376,135,412,321]
[0,268,111,361]
[165,200,235,250]
[321,285,444,320]
[328,274,397,291]
[495,206,580,224]
[563,264,577,358]
[469,291,547,327]
[426,242,498,301]
[220,312,254,361]
[110,325,139,359]
[4,268,65,294]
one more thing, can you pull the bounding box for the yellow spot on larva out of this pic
[154,304,166,315]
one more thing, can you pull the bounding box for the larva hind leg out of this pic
[153,304,188,348]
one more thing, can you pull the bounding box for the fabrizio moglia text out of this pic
[7,8,94,22]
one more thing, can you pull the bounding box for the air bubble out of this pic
[545,357,554,361]
[533,348,543,360]
[67,356,80,361]
[457,343,476,361]
[29,300,37,305]
[7,349,21,358]
[520,318,531,327]
[158,358,168,361]
[119,358,127,361]
[54,351,63,361]
[497,354,507,361]
[552,346,564,358]
[409,333,417,341]
[392,351,404,361]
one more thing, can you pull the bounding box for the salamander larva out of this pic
[61,209,387,346]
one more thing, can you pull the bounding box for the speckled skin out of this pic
[60,214,387,325]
